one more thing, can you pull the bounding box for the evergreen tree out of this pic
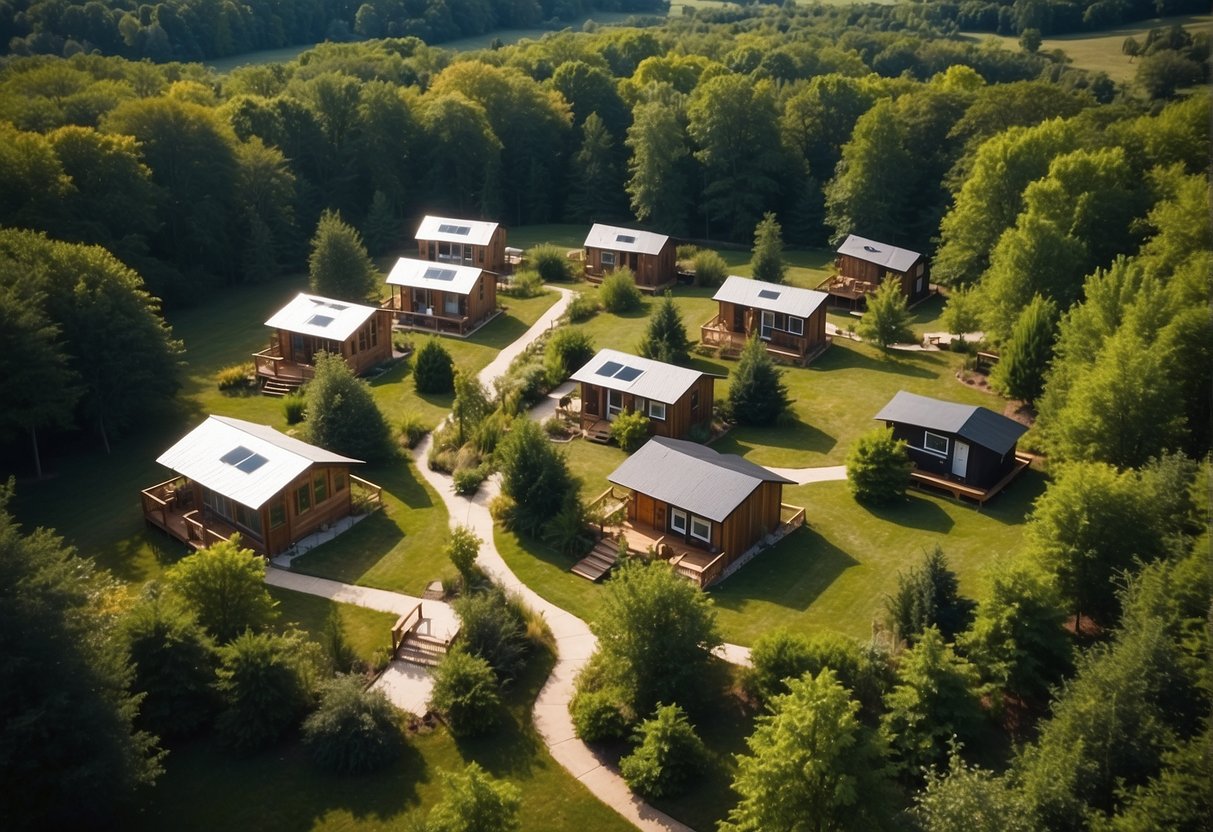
[729,334,790,427]
[990,295,1058,403]
[215,629,320,752]
[884,546,975,644]
[413,337,455,394]
[846,426,912,505]
[566,113,625,222]
[307,208,378,302]
[750,212,786,284]
[858,276,915,351]
[637,292,690,365]
[361,190,398,256]
[303,352,394,462]
[494,418,576,537]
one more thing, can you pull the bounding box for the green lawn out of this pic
[269,586,399,670]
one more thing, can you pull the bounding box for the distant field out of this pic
[962,13,1211,83]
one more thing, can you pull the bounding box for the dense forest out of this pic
[0,2,1209,830]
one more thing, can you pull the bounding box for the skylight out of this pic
[597,360,624,377]
[306,314,335,327]
[616,234,636,244]
[438,224,471,236]
[757,289,781,300]
[594,360,645,383]
[614,366,642,382]
[424,267,457,281]
[220,445,269,473]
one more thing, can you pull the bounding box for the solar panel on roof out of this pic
[613,366,643,382]
[616,234,636,244]
[438,224,471,235]
[306,314,335,327]
[423,267,457,281]
[757,289,781,300]
[597,360,624,377]
[235,453,268,473]
[220,445,254,466]
[323,301,349,311]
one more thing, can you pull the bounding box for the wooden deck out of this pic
[817,275,878,308]
[141,478,249,553]
[909,453,1033,507]
[252,349,313,395]
[700,315,827,364]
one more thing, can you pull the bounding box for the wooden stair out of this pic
[584,420,612,444]
[261,377,303,397]
[570,538,621,581]
[395,631,450,667]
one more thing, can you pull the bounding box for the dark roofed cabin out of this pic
[415,215,507,275]
[254,293,394,396]
[141,415,382,557]
[582,437,805,587]
[570,349,717,443]
[583,223,676,292]
[702,275,830,364]
[820,234,930,308]
[875,390,1031,504]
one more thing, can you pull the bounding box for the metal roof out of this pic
[264,293,379,342]
[874,391,1027,455]
[584,223,670,256]
[386,257,484,295]
[713,275,828,320]
[156,416,362,510]
[608,437,792,523]
[415,215,500,246]
[836,234,922,274]
[569,349,712,404]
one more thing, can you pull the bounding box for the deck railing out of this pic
[252,349,315,381]
[669,550,728,589]
[351,475,384,510]
[700,315,746,350]
[588,486,631,530]
[780,503,807,530]
[391,602,424,653]
[382,301,472,335]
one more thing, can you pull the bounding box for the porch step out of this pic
[584,423,613,444]
[395,631,451,667]
[571,539,620,581]
[261,378,303,397]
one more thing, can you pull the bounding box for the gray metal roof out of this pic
[713,275,828,320]
[415,215,499,246]
[584,223,670,256]
[874,391,1027,455]
[264,293,379,342]
[156,416,361,509]
[836,234,922,274]
[608,437,792,523]
[386,257,483,295]
[569,349,712,404]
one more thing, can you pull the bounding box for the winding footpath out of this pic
[270,286,849,832]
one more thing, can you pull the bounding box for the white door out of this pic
[951,441,969,478]
[760,310,774,340]
[607,390,623,420]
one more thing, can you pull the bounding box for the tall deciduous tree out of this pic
[307,209,378,302]
[990,294,1057,403]
[858,276,915,350]
[750,212,786,284]
[940,286,982,339]
[824,99,913,245]
[0,488,162,830]
[165,537,279,643]
[637,292,690,365]
[626,96,691,235]
[914,753,1032,832]
[304,351,394,462]
[722,669,892,832]
[729,334,791,426]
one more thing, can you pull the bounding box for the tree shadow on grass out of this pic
[815,340,938,379]
[860,492,955,534]
[710,526,858,613]
[716,419,837,457]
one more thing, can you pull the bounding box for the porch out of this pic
[252,349,314,395]
[908,452,1033,507]
[699,314,820,364]
[817,274,879,308]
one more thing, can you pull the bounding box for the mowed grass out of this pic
[269,586,398,668]
[962,14,1211,83]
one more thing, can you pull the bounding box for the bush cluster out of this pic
[599,268,643,313]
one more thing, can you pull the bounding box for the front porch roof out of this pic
[156,416,361,509]
[386,256,482,295]
[608,436,793,522]
[569,348,713,404]
[712,275,828,320]
[264,293,380,342]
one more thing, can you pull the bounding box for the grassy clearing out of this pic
[269,586,398,668]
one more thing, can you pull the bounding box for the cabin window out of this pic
[690,515,711,544]
[358,328,368,352]
[477,248,484,265]
[204,489,234,522]
[788,317,804,336]
[235,503,263,539]
[428,242,437,260]
[916,263,924,276]
[760,310,775,340]
[923,431,949,457]
[269,502,286,529]
[915,276,925,294]
[648,401,666,421]
[295,483,312,514]
[670,508,688,534]
[334,472,347,492]
[601,251,616,269]
[370,316,378,347]
[313,472,328,504]
[479,277,484,300]
[444,294,460,316]
[691,389,700,414]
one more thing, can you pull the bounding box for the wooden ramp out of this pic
[571,538,620,581]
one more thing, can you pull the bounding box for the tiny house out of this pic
[415,215,507,275]
[384,257,497,335]
[821,234,930,307]
[141,415,381,557]
[254,293,393,395]
[583,223,676,291]
[569,349,716,442]
[702,275,830,363]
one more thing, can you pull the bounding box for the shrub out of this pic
[165,537,278,643]
[216,362,253,392]
[392,331,413,354]
[846,426,912,505]
[637,292,691,365]
[610,409,651,452]
[599,268,643,312]
[302,675,403,774]
[691,249,728,288]
[688,421,712,443]
[414,338,455,394]
[215,630,321,752]
[282,392,307,425]
[494,356,549,413]
[502,269,543,298]
[858,276,915,350]
[543,493,594,556]
[544,327,595,383]
[744,630,892,716]
[543,416,571,438]
[429,648,501,737]
[570,687,630,743]
[398,413,429,449]
[676,243,699,260]
[453,586,531,681]
[453,465,488,496]
[304,352,395,462]
[446,525,482,584]
[488,494,516,528]
[620,704,708,799]
[494,419,577,536]
[529,243,577,282]
[427,762,521,832]
[565,292,600,322]
[474,410,508,455]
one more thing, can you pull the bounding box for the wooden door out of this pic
[951,441,969,478]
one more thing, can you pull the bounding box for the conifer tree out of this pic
[308,209,378,302]
[990,295,1057,403]
[750,212,786,284]
[859,276,915,351]
[303,352,393,461]
[637,292,690,365]
[729,335,790,426]
[361,190,398,256]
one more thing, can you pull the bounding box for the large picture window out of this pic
[690,515,711,543]
[313,472,328,504]
[923,431,949,457]
[601,251,617,268]
[787,316,804,336]
[296,483,312,514]
[648,400,666,421]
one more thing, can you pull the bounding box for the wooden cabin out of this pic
[820,234,930,308]
[583,223,676,292]
[254,293,393,395]
[875,390,1031,504]
[141,415,381,558]
[415,215,507,275]
[569,349,717,442]
[384,257,498,336]
[701,275,830,363]
[599,437,803,588]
